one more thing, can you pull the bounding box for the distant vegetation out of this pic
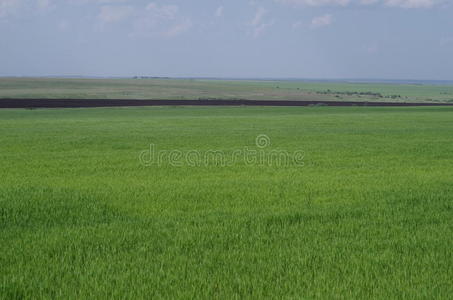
[1,77,453,102]
[133,76,171,79]
[316,89,405,99]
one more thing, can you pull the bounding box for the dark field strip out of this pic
[1,98,453,108]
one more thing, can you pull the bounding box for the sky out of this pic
[0,0,452,80]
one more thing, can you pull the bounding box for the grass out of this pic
[1,77,453,102]
[0,106,452,299]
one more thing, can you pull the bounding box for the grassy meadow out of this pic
[1,77,453,102]
[1,106,453,298]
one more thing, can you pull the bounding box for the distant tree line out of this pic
[316,89,402,99]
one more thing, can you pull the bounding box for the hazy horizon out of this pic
[2,76,453,84]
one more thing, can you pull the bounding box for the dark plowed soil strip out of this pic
[1,99,452,108]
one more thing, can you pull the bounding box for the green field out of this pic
[1,77,453,102]
[1,106,453,298]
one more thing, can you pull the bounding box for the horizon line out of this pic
[1,76,453,85]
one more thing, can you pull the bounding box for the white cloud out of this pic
[251,7,267,26]
[1,0,54,18]
[310,14,333,28]
[248,7,274,37]
[0,0,22,18]
[276,0,440,7]
[384,0,436,8]
[145,3,179,19]
[360,0,379,4]
[69,0,129,3]
[214,5,223,17]
[252,21,274,37]
[276,0,350,6]
[164,19,192,37]
[130,3,192,38]
[97,5,134,24]
[98,0,128,2]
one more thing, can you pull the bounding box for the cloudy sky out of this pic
[1,0,452,79]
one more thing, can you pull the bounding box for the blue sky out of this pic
[1,0,452,79]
